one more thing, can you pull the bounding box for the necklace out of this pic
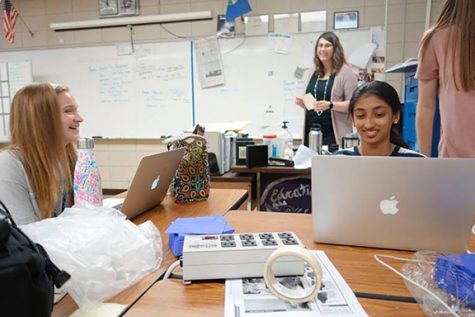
[314,75,330,116]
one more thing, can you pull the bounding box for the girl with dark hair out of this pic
[295,31,357,147]
[336,81,424,157]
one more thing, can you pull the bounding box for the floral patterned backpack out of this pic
[168,135,210,203]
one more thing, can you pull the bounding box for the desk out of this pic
[231,166,311,212]
[210,173,253,210]
[52,188,248,317]
[125,211,432,316]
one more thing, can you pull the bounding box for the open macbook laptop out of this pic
[311,155,475,253]
[109,148,185,219]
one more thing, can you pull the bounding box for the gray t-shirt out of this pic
[0,150,67,225]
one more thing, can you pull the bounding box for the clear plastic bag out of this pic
[402,251,474,317]
[20,204,163,309]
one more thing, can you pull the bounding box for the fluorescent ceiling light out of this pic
[50,10,213,32]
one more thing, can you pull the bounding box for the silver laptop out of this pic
[312,155,475,253]
[115,148,185,219]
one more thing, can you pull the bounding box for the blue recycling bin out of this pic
[386,59,440,157]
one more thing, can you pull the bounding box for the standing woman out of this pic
[0,83,83,225]
[416,0,475,157]
[295,31,358,146]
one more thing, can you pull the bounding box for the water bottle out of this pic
[308,124,323,154]
[277,121,294,160]
[262,134,278,158]
[74,138,102,206]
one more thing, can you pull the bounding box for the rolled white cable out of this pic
[263,246,322,303]
[163,259,181,279]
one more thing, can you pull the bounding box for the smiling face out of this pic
[352,94,399,148]
[57,91,83,145]
[316,38,334,64]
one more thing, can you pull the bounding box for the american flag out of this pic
[3,0,18,43]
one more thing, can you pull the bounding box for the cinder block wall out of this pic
[94,139,167,190]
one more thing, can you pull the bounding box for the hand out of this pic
[294,96,305,109]
[314,100,331,113]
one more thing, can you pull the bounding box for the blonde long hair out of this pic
[419,0,475,91]
[9,83,76,219]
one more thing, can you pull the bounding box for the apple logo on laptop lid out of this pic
[150,175,160,190]
[379,195,399,215]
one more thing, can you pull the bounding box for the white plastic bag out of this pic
[20,205,163,309]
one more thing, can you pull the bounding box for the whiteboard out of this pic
[0,29,372,139]
[193,30,371,138]
[0,60,33,141]
[0,41,193,138]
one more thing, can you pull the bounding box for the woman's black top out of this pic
[304,73,336,146]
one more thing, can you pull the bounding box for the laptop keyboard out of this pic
[112,203,123,211]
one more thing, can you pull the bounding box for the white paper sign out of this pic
[302,93,316,111]
[193,36,225,88]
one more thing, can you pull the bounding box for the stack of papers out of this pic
[166,215,234,256]
[293,145,317,169]
[224,250,367,317]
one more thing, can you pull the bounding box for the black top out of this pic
[335,146,425,157]
[304,73,335,146]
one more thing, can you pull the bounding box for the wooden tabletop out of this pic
[52,188,248,317]
[125,211,429,316]
[124,279,424,317]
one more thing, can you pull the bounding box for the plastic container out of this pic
[224,131,238,172]
[276,121,294,160]
[341,132,360,149]
[74,138,102,206]
[308,124,322,154]
[262,134,278,158]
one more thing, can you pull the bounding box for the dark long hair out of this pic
[349,81,408,148]
[313,31,346,77]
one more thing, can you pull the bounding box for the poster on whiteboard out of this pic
[193,36,225,88]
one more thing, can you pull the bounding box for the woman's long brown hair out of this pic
[419,0,475,91]
[313,31,346,77]
[9,83,74,219]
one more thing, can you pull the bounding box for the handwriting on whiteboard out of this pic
[89,63,133,105]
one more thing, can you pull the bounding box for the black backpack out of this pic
[0,201,71,317]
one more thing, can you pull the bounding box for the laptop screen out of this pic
[311,155,475,252]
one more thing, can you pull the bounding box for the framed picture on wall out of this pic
[334,11,359,30]
[99,0,119,17]
[118,0,139,16]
